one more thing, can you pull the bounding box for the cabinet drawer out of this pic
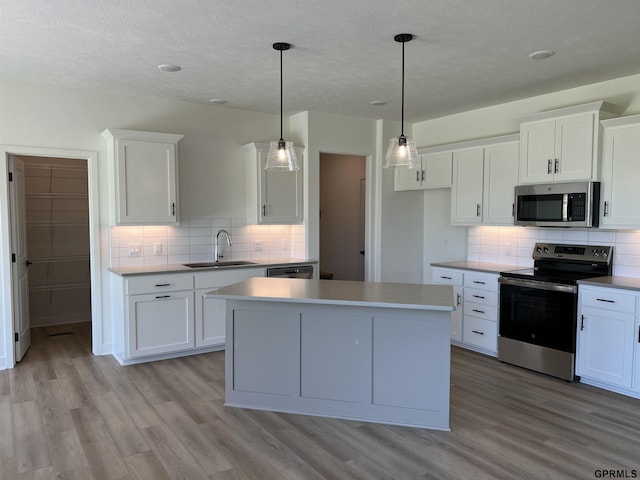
[464,288,498,307]
[432,268,463,286]
[464,301,498,322]
[464,273,499,291]
[463,316,497,351]
[580,287,636,313]
[195,267,266,289]
[126,273,193,295]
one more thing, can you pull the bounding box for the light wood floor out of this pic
[1,322,639,479]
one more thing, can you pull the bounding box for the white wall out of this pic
[413,73,640,280]
[0,78,288,362]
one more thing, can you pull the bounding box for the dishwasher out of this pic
[266,265,314,279]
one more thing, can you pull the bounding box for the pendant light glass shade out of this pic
[266,139,298,171]
[384,135,419,168]
[384,33,420,169]
[265,42,299,171]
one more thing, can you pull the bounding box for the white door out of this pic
[9,156,31,361]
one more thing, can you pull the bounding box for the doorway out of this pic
[11,155,92,360]
[319,153,366,281]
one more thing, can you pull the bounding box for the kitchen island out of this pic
[209,277,455,430]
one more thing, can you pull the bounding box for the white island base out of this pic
[210,277,455,430]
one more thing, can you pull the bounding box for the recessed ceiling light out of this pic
[528,50,556,60]
[209,98,228,105]
[157,64,181,72]
[369,100,387,106]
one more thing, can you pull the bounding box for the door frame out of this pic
[0,145,102,369]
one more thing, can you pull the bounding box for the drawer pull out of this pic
[155,283,171,287]
[472,309,485,314]
[440,276,452,280]
[581,314,585,331]
[456,293,461,306]
[155,295,171,299]
[471,330,484,335]
[472,295,485,299]
[473,281,486,285]
[596,298,615,303]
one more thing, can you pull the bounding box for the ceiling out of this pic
[2,0,640,123]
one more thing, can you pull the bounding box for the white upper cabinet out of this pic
[600,115,640,229]
[394,151,452,191]
[243,142,304,224]
[451,147,484,225]
[102,129,183,225]
[450,135,519,226]
[518,101,617,185]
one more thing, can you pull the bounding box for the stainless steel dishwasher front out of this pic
[265,265,314,278]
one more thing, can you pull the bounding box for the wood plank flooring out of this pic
[1,322,639,479]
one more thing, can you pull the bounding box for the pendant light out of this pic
[265,42,299,171]
[383,33,419,169]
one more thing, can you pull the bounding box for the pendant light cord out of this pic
[279,47,284,142]
[401,39,405,137]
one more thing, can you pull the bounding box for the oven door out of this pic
[499,277,578,353]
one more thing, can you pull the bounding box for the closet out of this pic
[20,156,91,327]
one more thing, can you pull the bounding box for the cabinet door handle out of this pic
[421,170,425,181]
[155,295,171,299]
[596,298,615,303]
[580,314,585,331]
[476,204,481,217]
[154,283,171,287]
[171,202,176,216]
[473,280,486,285]
[472,309,485,314]
[472,295,485,299]
[456,293,461,306]
[604,201,609,217]
[554,158,559,174]
[472,330,484,335]
[262,204,267,216]
[512,203,515,216]
[638,326,640,344]
[416,170,420,182]
[547,159,552,174]
[440,276,452,280]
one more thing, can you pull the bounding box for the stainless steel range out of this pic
[498,243,613,381]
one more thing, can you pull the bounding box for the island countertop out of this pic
[209,277,455,311]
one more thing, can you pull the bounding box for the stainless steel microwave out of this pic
[514,181,600,227]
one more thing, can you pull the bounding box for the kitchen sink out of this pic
[183,261,257,268]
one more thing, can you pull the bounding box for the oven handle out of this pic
[499,276,577,294]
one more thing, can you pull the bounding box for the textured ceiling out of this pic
[2,0,640,122]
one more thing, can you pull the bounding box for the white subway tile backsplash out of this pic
[468,227,640,278]
[111,218,306,267]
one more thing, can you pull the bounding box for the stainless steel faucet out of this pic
[214,229,232,262]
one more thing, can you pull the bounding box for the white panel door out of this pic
[483,142,519,225]
[423,151,453,188]
[519,120,556,184]
[116,139,177,224]
[554,114,595,182]
[195,289,225,348]
[451,148,484,225]
[260,150,303,224]
[9,156,31,361]
[577,307,635,388]
[127,290,194,358]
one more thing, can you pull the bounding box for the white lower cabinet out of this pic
[112,267,267,364]
[124,273,194,359]
[195,267,266,348]
[432,267,499,355]
[128,290,194,357]
[577,285,639,397]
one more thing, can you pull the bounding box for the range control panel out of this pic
[533,243,613,264]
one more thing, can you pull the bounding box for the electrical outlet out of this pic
[154,242,163,255]
[254,240,263,251]
[129,243,142,256]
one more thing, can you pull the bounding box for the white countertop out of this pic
[578,276,640,292]
[210,277,455,311]
[431,261,520,274]
[110,259,317,276]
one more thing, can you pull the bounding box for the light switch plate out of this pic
[129,243,142,256]
[154,242,162,255]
